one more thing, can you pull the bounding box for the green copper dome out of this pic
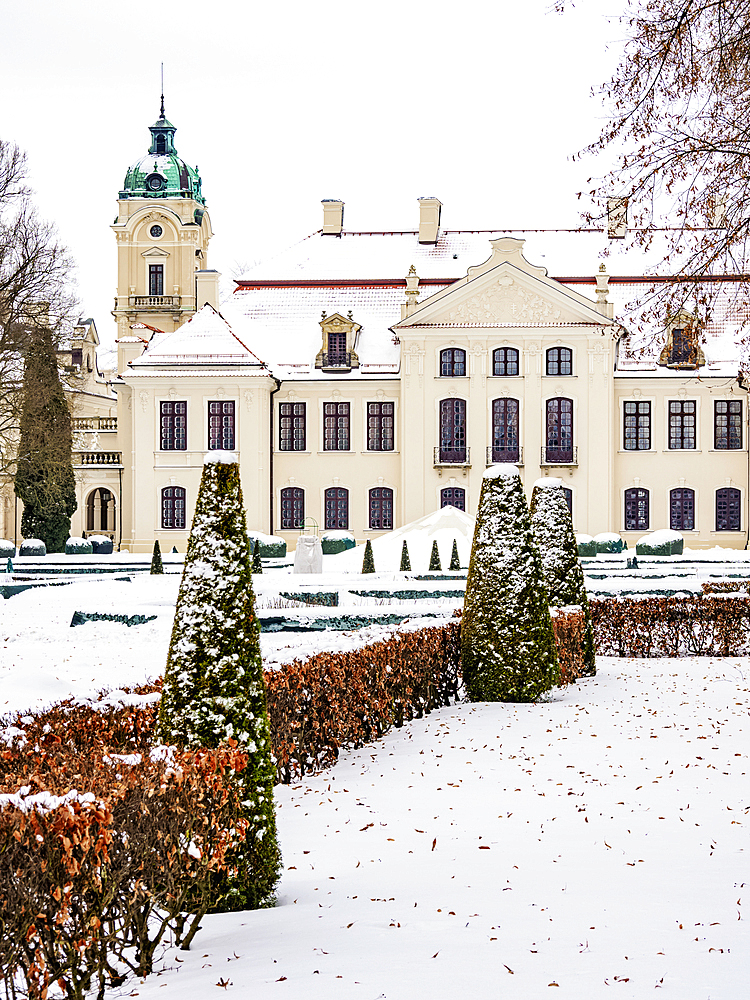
[120,104,205,205]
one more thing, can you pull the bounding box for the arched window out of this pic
[325,487,349,530]
[155,133,166,154]
[670,488,695,531]
[86,488,116,533]
[546,347,573,376]
[280,487,305,529]
[545,398,574,463]
[161,487,186,530]
[624,487,649,531]
[440,348,466,377]
[561,487,573,516]
[716,487,741,531]
[441,487,466,511]
[491,398,520,462]
[492,348,519,376]
[369,487,393,529]
[439,399,467,463]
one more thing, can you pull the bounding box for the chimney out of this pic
[195,269,220,310]
[595,263,614,319]
[322,199,344,235]
[607,197,628,239]
[418,197,442,244]
[401,265,420,319]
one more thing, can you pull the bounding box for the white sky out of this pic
[1,0,622,348]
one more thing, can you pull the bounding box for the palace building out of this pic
[4,106,747,552]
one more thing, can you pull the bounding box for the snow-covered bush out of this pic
[529,478,595,675]
[247,531,286,558]
[320,529,355,555]
[449,538,461,571]
[150,539,163,574]
[19,539,46,557]
[636,529,684,556]
[462,465,559,702]
[429,539,442,571]
[362,538,375,573]
[65,536,93,555]
[158,453,281,911]
[400,539,411,571]
[252,538,263,573]
[576,533,596,557]
[0,540,15,559]
[593,531,627,554]
[88,534,113,555]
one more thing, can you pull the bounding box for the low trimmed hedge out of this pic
[19,539,46,557]
[0,540,15,559]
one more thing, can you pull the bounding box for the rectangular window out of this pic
[325,487,349,530]
[668,400,696,449]
[208,401,235,450]
[623,401,651,450]
[323,402,350,451]
[716,488,741,531]
[149,264,164,296]
[367,402,394,451]
[160,401,187,451]
[281,487,304,529]
[624,487,649,530]
[714,400,742,450]
[162,486,186,529]
[279,402,306,451]
[369,487,393,529]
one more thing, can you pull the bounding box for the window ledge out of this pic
[664,449,701,453]
[361,450,400,455]
[710,530,744,535]
[434,375,469,379]
[317,450,354,455]
[617,449,658,454]
[541,374,577,378]
[708,448,745,454]
[276,450,312,455]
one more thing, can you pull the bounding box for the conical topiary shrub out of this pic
[150,539,163,575]
[362,538,375,574]
[252,538,263,574]
[529,478,595,676]
[429,540,441,571]
[449,538,461,571]
[462,465,559,702]
[399,539,411,572]
[158,454,281,911]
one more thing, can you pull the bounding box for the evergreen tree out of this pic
[429,539,442,571]
[14,326,76,552]
[529,479,596,676]
[251,538,263,574]
[449,538,461,571]
[462,465,559,702]
[158,455,281,911]
[362,538,375,574]
[150,539,163,575]
[399,539,411,572]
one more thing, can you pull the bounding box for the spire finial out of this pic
[160,62,165,118]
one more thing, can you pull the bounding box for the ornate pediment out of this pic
[443,274,564,325]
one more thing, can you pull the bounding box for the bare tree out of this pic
[558,0,750,328]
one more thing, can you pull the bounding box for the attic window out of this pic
[670,329,691,364]
[71,348,83,368]
[658,312,705,369]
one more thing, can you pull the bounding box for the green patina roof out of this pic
[120,107,205,205]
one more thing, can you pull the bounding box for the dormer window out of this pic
[658,311,705,369]
[315,312,361,372]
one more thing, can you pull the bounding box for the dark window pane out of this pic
[545,397,574,462]
[162,486,186,529]
[561,487,573,515]
[369,487,394,529]
[367,401,394,451]
[280,402,306,451]
[440,488,466,511]
[149,264,164,296]
[208,400,235,450]
[716,487,741,531]
[714,400,742,450]
[668,400,696,449]
[623,400,651,450]
[440,348,466,377]
[546,347,572,376]
[670,488,695,531]
[493,348,519,377]
[323,402,350,451]
[491,397,520,461]
[160,400,187,451]
[624,487,649,530]
[281,487,305,529]
[324,487,349,530]
[439,398,467,463]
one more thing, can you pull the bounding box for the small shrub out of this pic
[19,538,46,557]
[0,540,15,559]
[362,539,375,574]
[593,532,626,554]
[248,533,286,558]
[399,540,411,571]
[576,533,596,557]
[320,531,356,555]
[150,539,163,575]
[66,536,93,555]
[449,539,461,571]
[636,529,684,556]
[429,539,442,571]
[252,538,263,573]
[88,534,113,555]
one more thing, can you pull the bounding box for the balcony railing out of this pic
[319,351,352,369]
[129,295,180,309]
[71,417,117,431]
[434,446,471,467]
[540,446,578,466]
[486,446,523,466]
[74,451,123,466]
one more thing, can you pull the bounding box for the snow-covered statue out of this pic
[293,535,323,574]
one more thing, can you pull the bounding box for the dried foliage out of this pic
[590,594,750,656]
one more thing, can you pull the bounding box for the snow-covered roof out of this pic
[129,304,268,370]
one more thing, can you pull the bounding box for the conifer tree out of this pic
[462,465,559,702]
[399,539,411,572]
[362,538,375,574]
[150,539,163,575]
[158,454,281,911]
[529,478,596,676]
[14,326,76,552]
[449,538,461,571]
[429,539,442,571]
[251,538,263,574]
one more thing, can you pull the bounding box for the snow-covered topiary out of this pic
[399,539,411,571]
[636,529,684,556]
[248,532,287,559]
[320,530,356,555]
[462,464,559,702]
[0,540,15,559]
[362,538,375,574]
[150,539,163,575]
[158,456,281,911]
[575,533,596,557]
[65,536,93,555]
[529,478,596,676]
[19,539,46,557]
[252,538,263,573]
[449,538,461,571]
[88,534,113,555]
[428,539,442,571]
[593,531,627,554]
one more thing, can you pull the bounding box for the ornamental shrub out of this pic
[529,478,595,675]
[362,538,375,574]
[462,465,559,702]
[252,538,263,573]
[593,532,626,554]
[150,539,163,575]
[88,534,113,555]
[449,538,461,571]
[400,539,411,571]
[0,540,16,559]
[429,540,442,571]
[65,536,93,555]
[576,534,597,557]
[19,538,46,557]
[158,454,281,911]
[636,529,684,556]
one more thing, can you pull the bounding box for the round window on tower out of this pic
[145,173,165,192]
[149,224,163,238]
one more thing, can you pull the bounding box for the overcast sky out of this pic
[2,0,622,348]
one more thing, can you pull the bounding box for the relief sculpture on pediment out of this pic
[446,277,563,324]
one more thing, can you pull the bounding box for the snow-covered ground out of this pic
[2,570,750,997]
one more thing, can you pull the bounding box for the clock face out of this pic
[146,173,165,192]
[150,224,163,238]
